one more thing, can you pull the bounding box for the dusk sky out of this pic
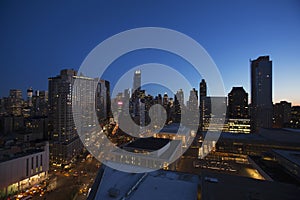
[0,0,300,105]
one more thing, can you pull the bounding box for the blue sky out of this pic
[0,0,300,105]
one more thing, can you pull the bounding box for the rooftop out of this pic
[258,128,300,145]
[159,123,180,133]
[0,148,44,163]
[201,171,300,200]
[217,128,300,147]
[93,166,199,200]
[124,137,171,151]
[273,149,300,167]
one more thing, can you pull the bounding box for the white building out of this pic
[0,142,49,197]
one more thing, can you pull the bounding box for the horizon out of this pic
[1,66,300,107]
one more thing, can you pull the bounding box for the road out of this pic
[31,156,100,200]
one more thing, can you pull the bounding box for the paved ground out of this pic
[31,157,100,200]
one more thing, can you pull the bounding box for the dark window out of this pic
[26,158,29,176]
[40,155,43,166]
[36,156,38,168]
[31,157,34,169]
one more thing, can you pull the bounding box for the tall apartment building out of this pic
[250,56,273,132]
[49,69,110,164]
[49,69,80,164]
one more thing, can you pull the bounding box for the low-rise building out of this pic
[0,142,49,198]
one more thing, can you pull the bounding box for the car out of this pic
[21,195,32,200]
[193,161,200,168]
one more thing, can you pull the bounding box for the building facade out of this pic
[8,89,23,116]
[49,69,109,164]
[228,87,249,119]
[0,142,49,198]
[273,101,292,128]
[250,56,273,132]
[200,79,207,131]
[48,69,82,164]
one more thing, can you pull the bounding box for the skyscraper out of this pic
[228,87,249,119]
[250,56,273,132]
[188,88,198,107]
[105,80,112,119]
[199,79,207,130]
[163,93,169,109]
[176,89,184,107]
[200,79,207,100]
[31,90,48,117]
[187,88,198,125]
[48,69,100,164]
[48,69,78,164]
[96,80,108,124]
[133,70,141,93]
[132,70,141,119]
[8,89,23,116]
[27,87,33,107]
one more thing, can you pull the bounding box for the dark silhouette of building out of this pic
[96,80,111,124]
[200,79,207,99]
[161,93,172,124]
[163,93,169,109]
[228,87,249,119]
[289,106,300,128]
[273,101,291,128]
[199,79,207,130]
[105,80,112,119]
[250,56,273,133]
[31,90,48,117]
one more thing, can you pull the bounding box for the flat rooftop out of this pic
[159,123,180,133]
[201,171,300,200]
[124,137,171,151]
[216,128,300,147]
[259,128,300,144]
[273,149,300,167]
[0,148,44,163]
[94,166,199,200]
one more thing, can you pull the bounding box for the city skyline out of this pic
[1,1,300,199]
[0,1,300,105]
[1,61,299,107]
